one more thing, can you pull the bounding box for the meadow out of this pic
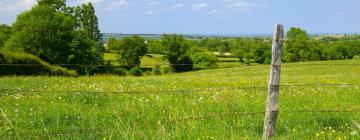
[0,59,360,139]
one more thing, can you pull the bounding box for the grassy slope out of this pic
[104,53,166,68]
[0,59,360,139]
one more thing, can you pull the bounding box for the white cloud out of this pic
[192,2,208,10]
[146,1,160,7]
[208,9,226,15]
[82,0,103,4]
[171,3,184,9]
[107,0,128,10]
[0,0,36,12]
[144,10,159,15]
[227,0,266,12]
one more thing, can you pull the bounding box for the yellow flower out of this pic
[316,133,320,137]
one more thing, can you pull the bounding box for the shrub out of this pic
[353,55,360,59]
[162,67,171,74]
[113,68,127,76]
[153,65,162,75]
[191,52,218,69]
[0,51,76,76]
[129,67,143,76]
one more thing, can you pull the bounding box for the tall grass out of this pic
[0,59,359,139]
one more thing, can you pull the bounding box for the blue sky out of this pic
[1,0,360,34]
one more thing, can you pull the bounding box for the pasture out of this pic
[0,59,360,139]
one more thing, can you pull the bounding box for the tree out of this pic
[4,4,75,64]
[284,27,309,62]
[0,24,11,48]
[76,3,100,40]
[161,34,193,72]
[37,0,66,11]
[253,44,271,64]
[4,0,102,65]
[148,40,164,54]
[191,52,218,69]
[111,35,147,68]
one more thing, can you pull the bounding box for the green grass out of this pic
[104,53,166,68]
[218,57,239,62]
[1,59,360,139]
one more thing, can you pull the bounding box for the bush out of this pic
[353,55,360,59]
[0,51,76,76]
[191,52,218,69]
[153,65,162,75]
[162,67,171,74]
[129,67,143,76]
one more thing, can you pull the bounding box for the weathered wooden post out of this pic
[263,24,284,140]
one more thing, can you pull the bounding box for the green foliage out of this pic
[161,34,193,72]
[129,67,143,76]
[0,24,12,48]
[110,35,148,68]
[153,65,162,75]
[0,51,76,76]
[75,2,100,40]
[200,38,230,54]
[284,27,310,62]
[353,55,360,59]
[230,38,271,64]
[4,4,75,64]
[191,52,218,69]
[3,0,102,75]
[148,40,164,54]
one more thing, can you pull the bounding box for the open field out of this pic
[1,59,360,139]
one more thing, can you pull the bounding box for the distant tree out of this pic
[161,34,193,72]
[253,44,271,64]
[112,35,148,68]
[0,24,12,48]
[191,52,218,69]
[284,27,309,62]
[148,40,164,54]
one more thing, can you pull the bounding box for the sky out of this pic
[1,0,360,34]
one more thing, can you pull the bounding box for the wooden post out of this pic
[263,24,284,140]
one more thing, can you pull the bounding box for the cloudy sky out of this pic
[1,0,360,34]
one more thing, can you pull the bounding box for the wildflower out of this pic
[316,133,320,137]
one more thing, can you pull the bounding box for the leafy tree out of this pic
[4,4,75,64]
[161,34,193,72]
[111,35,147,68]
[284,27,309,62]
[37,0,66,11]
[191,52,218,69]
[148,40,164,54]
[76,3,100,40]
[0,24,12,48]
[253,44,271,64]
[4,0,101,66]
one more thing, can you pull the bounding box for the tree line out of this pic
[0,0,359,76]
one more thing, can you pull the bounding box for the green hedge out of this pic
[0,51,76,76]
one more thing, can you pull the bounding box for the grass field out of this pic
[1,59,360,139]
